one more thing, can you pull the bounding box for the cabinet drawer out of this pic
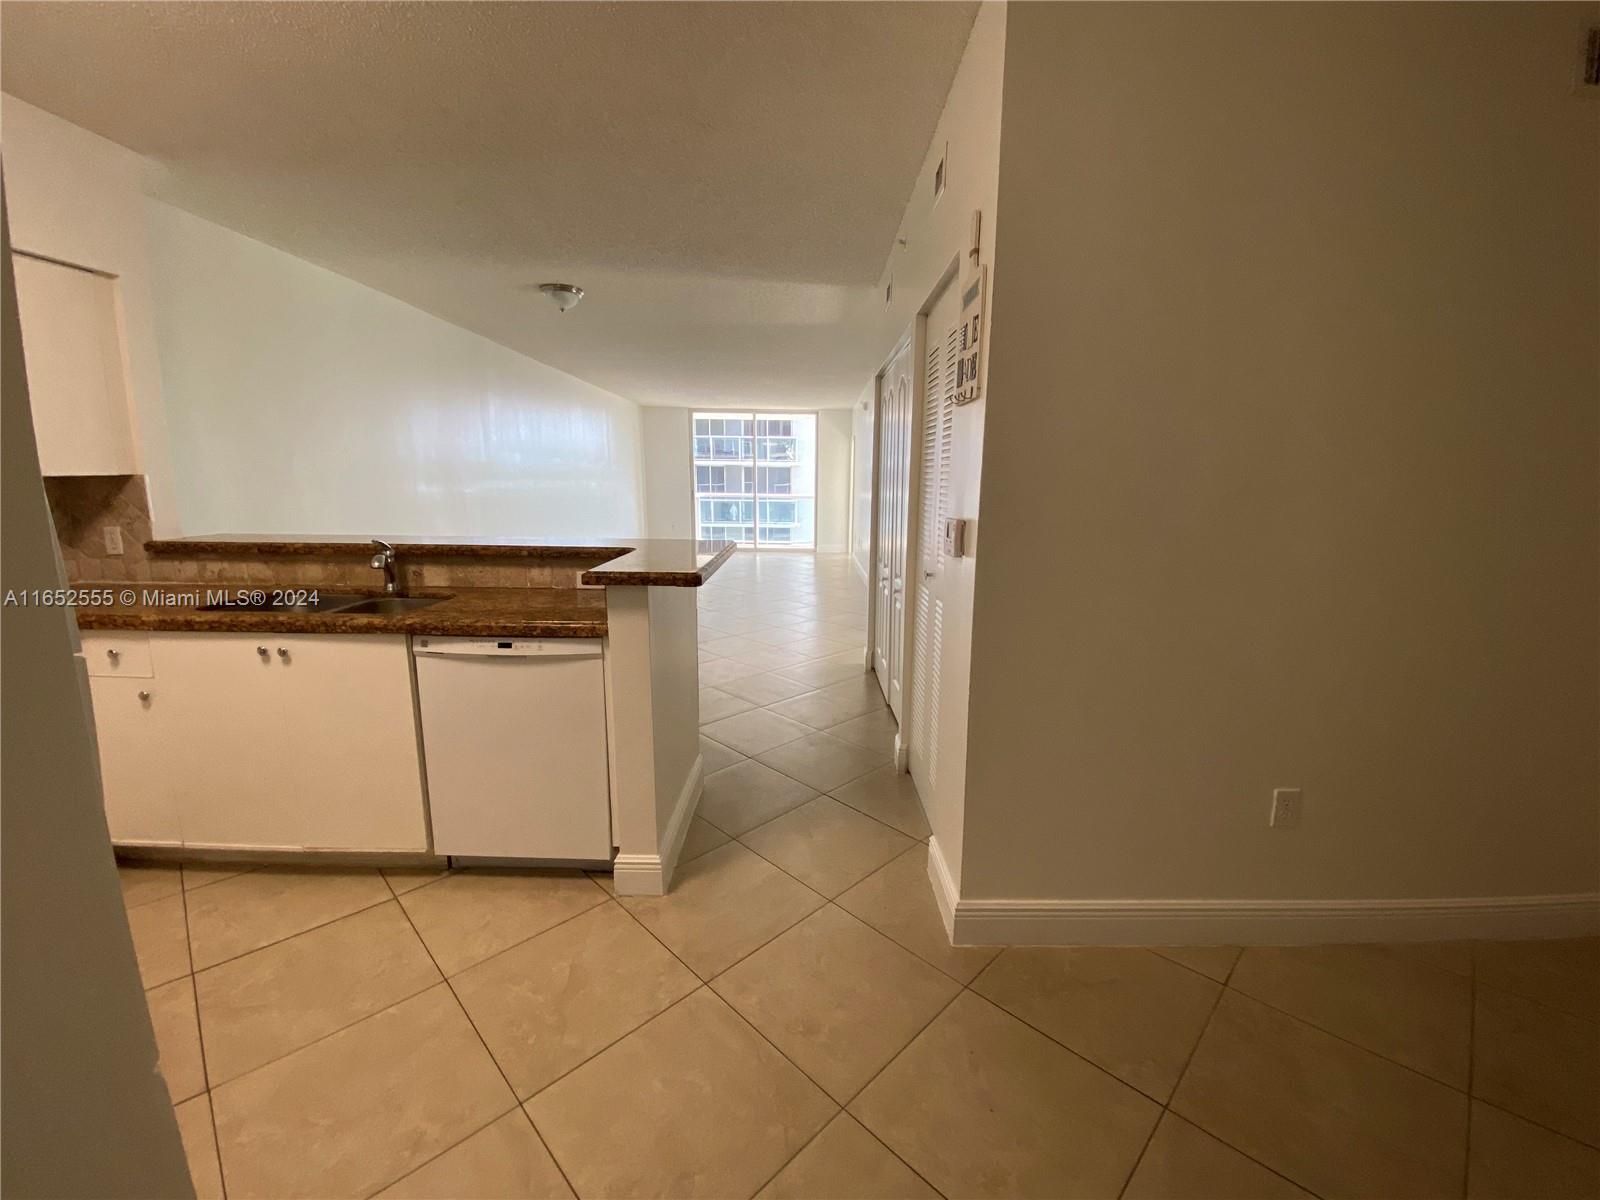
[81,632,153,678]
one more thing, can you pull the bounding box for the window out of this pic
[692,411,816,548]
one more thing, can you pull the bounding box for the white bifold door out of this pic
[873,334,916,719]
[908,275,960,802]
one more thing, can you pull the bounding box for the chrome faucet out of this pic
[370,539,400,594]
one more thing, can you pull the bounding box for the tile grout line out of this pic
[117,862,259,911]
[175,864,228,1200]
[1114,968,1222,1200]
[700,670,987,1200]
[188,883,399,975]
[382,878,584,1200]
[1220,976,1484,1103]
[359,1104,522,1199]
[1120,959,1327,1200]
[601,834,948,1195]
[195,880,608,1101]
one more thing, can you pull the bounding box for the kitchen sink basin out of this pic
[329,596,444,616]
[200,593,366,613]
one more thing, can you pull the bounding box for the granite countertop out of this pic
[72,585,608,638]
[144,534,736,587]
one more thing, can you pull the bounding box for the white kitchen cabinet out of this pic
[83,632,429,853]
[12,254,137,476]
[88,675,183,846]
[264,635,430,851]
[152,633,300,849]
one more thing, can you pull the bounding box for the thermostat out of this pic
[943,517,968,558]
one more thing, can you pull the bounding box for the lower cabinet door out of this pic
[89,675,182,845]
[271,635,428,852]
[153,632,303,850]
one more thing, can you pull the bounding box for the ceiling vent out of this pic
[933,146,948,202]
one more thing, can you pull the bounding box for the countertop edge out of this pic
[581,541,736,587]
[145,539,630,560]
[144,537,736,587]
[74,610,609,638]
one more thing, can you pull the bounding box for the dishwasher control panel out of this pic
[414,637,600,658]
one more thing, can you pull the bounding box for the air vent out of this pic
[884,276,894,306]
[933,146,948,201]
[1586,28,1600,87]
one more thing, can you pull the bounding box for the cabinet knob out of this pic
[106,647,120,660]
[137,690,150,702]
[277,647,290,660]
[257,646,270,658]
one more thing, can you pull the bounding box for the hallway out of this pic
[117,553,1597,1198]
[696,552,927,852]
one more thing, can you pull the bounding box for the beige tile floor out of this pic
[118,554,1599,1199]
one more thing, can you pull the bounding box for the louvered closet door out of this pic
[874,333,915,718]
[909,276,959,797]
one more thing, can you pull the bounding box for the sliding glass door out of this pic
[693,412,816,548]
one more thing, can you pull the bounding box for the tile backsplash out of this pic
[45,474,154,583]
[45,477,619,590]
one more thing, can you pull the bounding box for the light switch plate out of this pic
[103,526,124,556]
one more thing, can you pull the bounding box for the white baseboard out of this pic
[927,835,960,940]
[817,543,846,555]
[612,753,703,897]
[852,556,869,587]
[925,838,1600,945]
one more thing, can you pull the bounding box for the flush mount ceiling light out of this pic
[538,282,585,313]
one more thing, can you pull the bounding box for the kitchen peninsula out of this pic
[73,535,733,896]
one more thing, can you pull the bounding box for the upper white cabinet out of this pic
[11,254,137,476]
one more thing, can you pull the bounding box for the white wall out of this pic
[849,382,874,581]
[963,5,1599,919]
[816,409,852,553]
[2,96,182,534]
[641,407,693,540]
[145,201,643,538]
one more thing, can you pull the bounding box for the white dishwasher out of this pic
[413,636,612,862]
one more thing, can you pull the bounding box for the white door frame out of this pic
[867,258,962,772]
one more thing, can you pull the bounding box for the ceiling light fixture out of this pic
[538,282,585,313]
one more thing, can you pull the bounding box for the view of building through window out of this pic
[692,412,817,547]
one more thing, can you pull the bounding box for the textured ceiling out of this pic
[1,1,978,406]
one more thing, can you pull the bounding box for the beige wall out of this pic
[963,3,1599,907]
[817,408,853,553]
[641,406,694,540]
[2,96,183,535]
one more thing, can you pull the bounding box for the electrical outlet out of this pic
[1270,787,1303,829]
[103,526,124,556]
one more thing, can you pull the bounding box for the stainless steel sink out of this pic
[329,596,444,616]
[200,593,366,613]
